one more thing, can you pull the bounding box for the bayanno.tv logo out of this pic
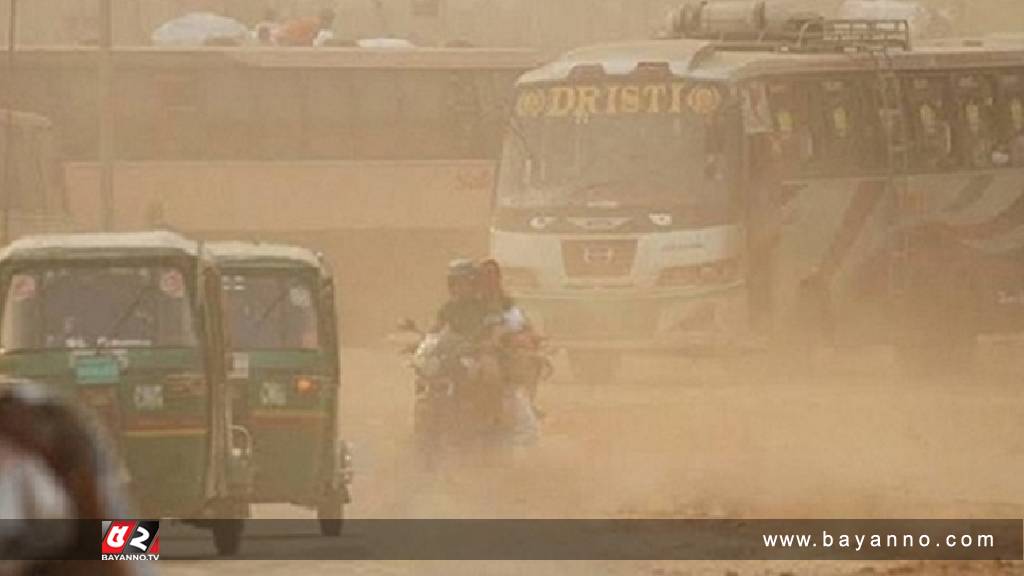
[101,520,161,561]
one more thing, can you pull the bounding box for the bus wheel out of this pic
[568,350,622,385]
[317,500,345,537]
[212,519,245,557]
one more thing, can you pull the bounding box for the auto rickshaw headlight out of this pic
[294,376,317,395]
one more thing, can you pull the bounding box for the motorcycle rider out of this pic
[431,259,519,441]
[434,259,487,338]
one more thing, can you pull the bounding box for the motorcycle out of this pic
[397,318,554,469]
[398,320,509,469]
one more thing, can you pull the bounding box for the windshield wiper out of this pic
[100,284,157,348]
[251,286,291,331]
[560,178,636,206]
[507,116,540,166]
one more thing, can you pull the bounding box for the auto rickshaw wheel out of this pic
[212,519,245,556]
[317,501,345,537]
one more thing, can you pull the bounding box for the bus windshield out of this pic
[497,81,733,221]
[222,272,320,352]
[1,265,197,351]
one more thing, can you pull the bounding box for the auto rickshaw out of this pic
[207,242,351,536]
[0,231,251,555]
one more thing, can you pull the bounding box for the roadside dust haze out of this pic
[158,342,1024,575]
[339,344,1024,522]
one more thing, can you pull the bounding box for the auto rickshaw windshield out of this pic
[0,265,198,352]
[221,272,320,351]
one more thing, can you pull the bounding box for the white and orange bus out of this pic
[492,3,1024,380]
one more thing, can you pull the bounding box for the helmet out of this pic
[447,259,479,281]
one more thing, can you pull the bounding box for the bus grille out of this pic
[562,239,637,278]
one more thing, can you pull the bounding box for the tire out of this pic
[317,502,345,537]
[212,519,244,557]
[568,350,622,385]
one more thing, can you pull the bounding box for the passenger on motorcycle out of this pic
[479,260,543,444]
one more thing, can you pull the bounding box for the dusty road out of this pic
[161,344,1024,575]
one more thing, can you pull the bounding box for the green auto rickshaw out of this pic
[208,242,351,536]
[0,231,251,555]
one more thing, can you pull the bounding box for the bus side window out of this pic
[766,81,815,177]
[815,77,881,176]
[905,76,957,172]
[953,74,998,169]
[996,72,1024,167]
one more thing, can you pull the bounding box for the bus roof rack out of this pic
[668,0,912,53]
[804,19,912,52]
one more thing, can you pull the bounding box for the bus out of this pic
[492,2,1024,381]
[0,46,538,342]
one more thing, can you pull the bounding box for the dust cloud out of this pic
[1,2,1023,576]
